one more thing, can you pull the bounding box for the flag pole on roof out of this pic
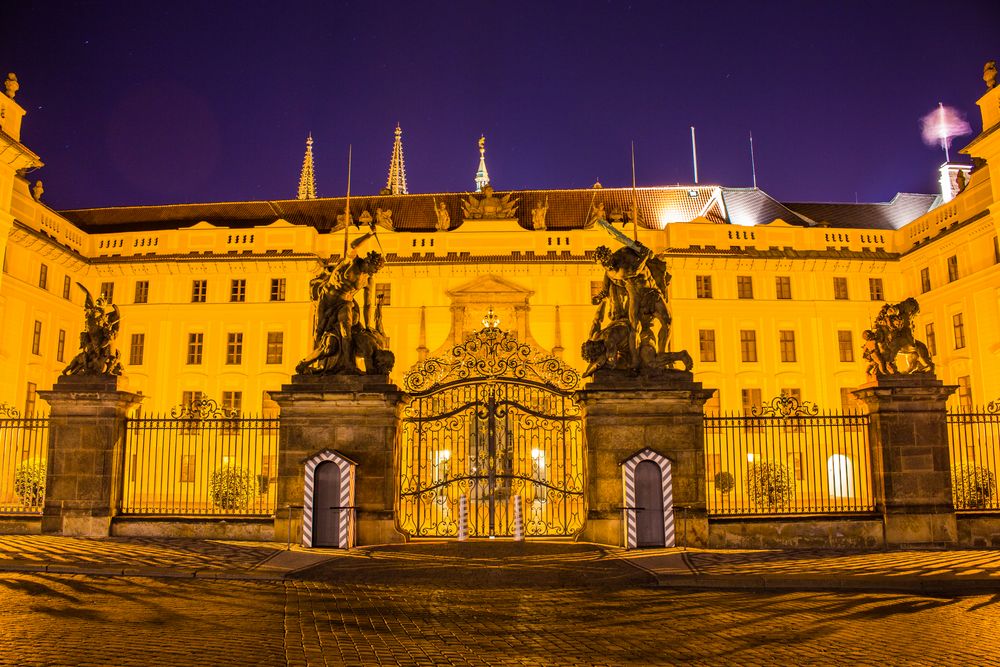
[343,144,352,256]
[630,141,639,242]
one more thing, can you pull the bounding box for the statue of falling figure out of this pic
[296,231,395,376]
[62,283,124,376]
[582,218,692,377]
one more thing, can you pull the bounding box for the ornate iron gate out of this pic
[398,321,584,538]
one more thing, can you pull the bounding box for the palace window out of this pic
[837,330,854,362]
[696,275,713,299]
[952,313,966,350]
[920,267,931,293]
[698,329,717,362]
[38,263,48,289]
[56,329,66,363]
[31,320,42,355]
[100,282,115,303]
[181,390,205,411]
[739,330,757,362]
[925,323,936,356]
[186,333,204,365]
[840,387,863,413]
[129,333,145,366]
[221,391,243,415]
[833,277,849,300]
[226,333,244,364]
[375,283,392,306]
[787,452,804,481]
[134,280,149,304]
[262,391,280,419]
[956,376,972,409]
[737,276,753,299]
[775,276,792,300]
[261,453,278,480]
[230,279,246,303]
[947,255,959,283]
[868,278,883,301]
[25,382,37,417]
[740,388,762,415]
[779,330,796,362]
[704,389,721,416]
[179,455,196,484]
[63,275,72,300]
[191,280,207,303]
[828,454,855,498]
[270,278,286,302]
[266,332,283,364]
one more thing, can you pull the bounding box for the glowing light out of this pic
[920,103,971,161]
[746,452,756,463]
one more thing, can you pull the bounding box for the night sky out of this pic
[2,1,997,210]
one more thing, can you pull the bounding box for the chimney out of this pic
[938,162,972,203]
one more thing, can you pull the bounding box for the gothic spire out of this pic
[297,133,317,200]
[385,124,409,195]
[475,134,490,192]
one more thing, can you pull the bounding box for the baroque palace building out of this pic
[1,74,999,420]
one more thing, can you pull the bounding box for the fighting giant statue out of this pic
[582,219,692,377]
[63,283,123,376]
[296,231,395,376]
[861,297,934,377]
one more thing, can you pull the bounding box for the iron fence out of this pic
[0,410,49,514]
[121,407,279,516]
[947,402,1000,511]
[704,396,874,516]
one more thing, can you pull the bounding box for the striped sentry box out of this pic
[621,448,674,549]
[513,494,524,541]
[457,495,468,541]
[302,449,356,549]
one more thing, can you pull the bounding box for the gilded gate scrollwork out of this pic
[398,325,585,538]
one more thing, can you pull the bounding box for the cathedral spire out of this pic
[385,124,409,195]
[475,135,490,192]
[297,133,317,200]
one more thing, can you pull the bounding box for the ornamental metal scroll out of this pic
[986,398,1000,414]
[170,397,239,419]
[750,394,820,418]
[402,326,580,393]
[0,403,20,418]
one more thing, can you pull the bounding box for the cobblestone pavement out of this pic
[2,542,1000,666]
[0,535,283,572]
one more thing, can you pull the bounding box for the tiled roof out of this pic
[720,189,814,227]
[59,186,725,234]
[782,193,938,231]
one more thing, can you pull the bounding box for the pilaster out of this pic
[575,371,715,547]
[853,375,958,547]
[269,374,406,546]
[37,375,142,537]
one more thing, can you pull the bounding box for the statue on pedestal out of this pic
[985,60,997,90]
[296,231,395,376]
[531,197,549,230]
[433,198,450,231]
[4,73,18,100]
[62,284,123,376]
[862,297,934,377]
[582,222,691,378]
[461,185,517,220]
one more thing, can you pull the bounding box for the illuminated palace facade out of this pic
[2,82,999,420]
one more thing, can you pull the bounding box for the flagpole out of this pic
[343,144,352,256]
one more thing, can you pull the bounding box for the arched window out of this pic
[828,454,854,498]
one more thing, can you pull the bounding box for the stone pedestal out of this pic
[268,374,406,546]
[853,375,958,547]
[575,370,716,547]
[37,375,143,537]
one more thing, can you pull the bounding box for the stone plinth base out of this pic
[577,370,715,548]
[37,375,142,538]
[883,507,958,547]
[269,374,406,547]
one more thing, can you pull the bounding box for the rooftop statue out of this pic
[32,180,43,202]
[531,196,549,230]
[4,73,18,100]
[985,60,998,90]
[585,202,605,229]
[462,184,517,219]
[861,297,934,377]
[581,221,691,378]
[374,207,394,230]
[296,231,394,376]
[433,198,450,231]
[62,283,123,376]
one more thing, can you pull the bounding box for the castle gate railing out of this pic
[948,401,1000,511]
[0,406,49,514]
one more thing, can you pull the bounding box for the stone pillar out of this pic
[575,371,715,547]
[37,375,143,537]
[853,376,958,547]
[269,374,406,546]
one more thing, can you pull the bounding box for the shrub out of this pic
[14,459,46,508]
[746,461,794,510]
[209,465,255,510]
[952,464,997,510]
[713,471,736,494]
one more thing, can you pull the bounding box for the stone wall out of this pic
[956,514,1000,548]
[111,517,274,541]
[708,516,884,549]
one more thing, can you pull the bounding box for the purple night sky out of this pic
[1,1,997,210]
